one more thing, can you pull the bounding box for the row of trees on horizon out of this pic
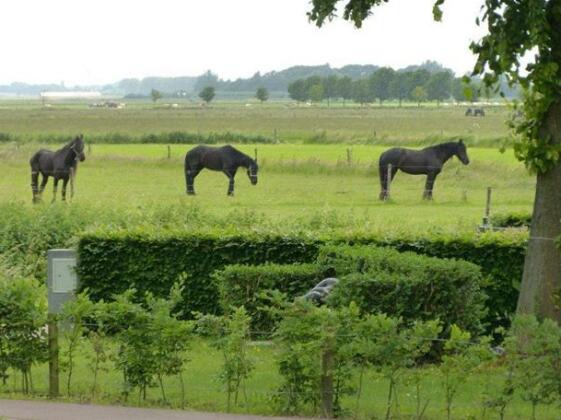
[287,68,508,106]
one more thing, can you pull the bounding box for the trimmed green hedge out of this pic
[216,263,323,333]
[77,231,321,316]
[319,245,486,335]
[76,229,527,330]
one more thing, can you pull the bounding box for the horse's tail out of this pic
[184,152,195,194]
[378,151,392,200]
[30,152,41,201]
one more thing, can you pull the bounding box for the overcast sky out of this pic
[0,0,486,86]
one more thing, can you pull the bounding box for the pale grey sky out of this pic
[0,0,486,85]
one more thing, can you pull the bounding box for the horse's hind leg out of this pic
[185,168,199,195]
[39,174,48,194]
[378,164,397,200]
[378,166,387,200]
[423,173,437,200]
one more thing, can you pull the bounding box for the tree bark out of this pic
[517,100,561,322]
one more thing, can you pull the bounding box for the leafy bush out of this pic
[490,212,532,228]
[273,301,359,416]
[319,245,486,335]
[0,275,48,393]
[502,315,561,419]
[216,263,324,333]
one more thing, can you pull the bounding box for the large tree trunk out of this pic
[517,100,561,322]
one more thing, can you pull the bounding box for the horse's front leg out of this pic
[423,172,437,200]
[69,167,75,199]
[224,169,236,196]
[61,176,69,202]
[39,174,48,195]
[52,177,60,203]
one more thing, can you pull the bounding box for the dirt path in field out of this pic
[0,399,306,420]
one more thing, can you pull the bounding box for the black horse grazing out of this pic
[184,145,258,196]
[378,139,470,200]
[30,135,86,203]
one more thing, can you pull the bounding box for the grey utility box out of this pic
[47,249,79,314]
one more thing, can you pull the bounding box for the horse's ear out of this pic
[458,139,464,144]
[79,134,84,140]
[254,148,258,163]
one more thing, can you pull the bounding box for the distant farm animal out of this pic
[29,135,86,203]
[184,145,258,196]
[378,139,470,200]
[465,107,485,117]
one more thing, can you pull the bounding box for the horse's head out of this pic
[71,134,86,162]
[456,139,470,165]
[247,160,258,185]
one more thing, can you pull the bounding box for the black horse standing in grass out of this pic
[30,134,86,203]
[184,145,258,196]
[378,139,470,200]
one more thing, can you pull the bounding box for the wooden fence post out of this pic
[48,313,59,398]
[483,187,492,228]
[167,145,171,159]
[346,148,352,165]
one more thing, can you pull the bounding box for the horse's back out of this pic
[185,144,225,171]
[379,147,406,165]
[30,149,54,171]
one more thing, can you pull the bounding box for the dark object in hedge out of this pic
[302,277,339,304]
[184,145,258,196]
[378,139,470,201]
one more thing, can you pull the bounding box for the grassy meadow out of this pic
[0,100,511,144]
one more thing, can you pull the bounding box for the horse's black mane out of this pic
[422,141,459,152]
[222,145,254,166]
[422,141,460,160]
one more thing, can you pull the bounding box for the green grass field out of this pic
[0,140,533,234]
[0,101,511,144]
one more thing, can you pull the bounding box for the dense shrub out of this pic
[490,212,532,228]
[76,229,527,331]
[77,230,321,316]
[216,263,324,333]
[319,245,486,335]
[360,233,526,333]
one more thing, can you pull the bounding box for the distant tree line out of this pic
[287,68,494,106]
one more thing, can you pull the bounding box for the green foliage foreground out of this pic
[2,277,561,419]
